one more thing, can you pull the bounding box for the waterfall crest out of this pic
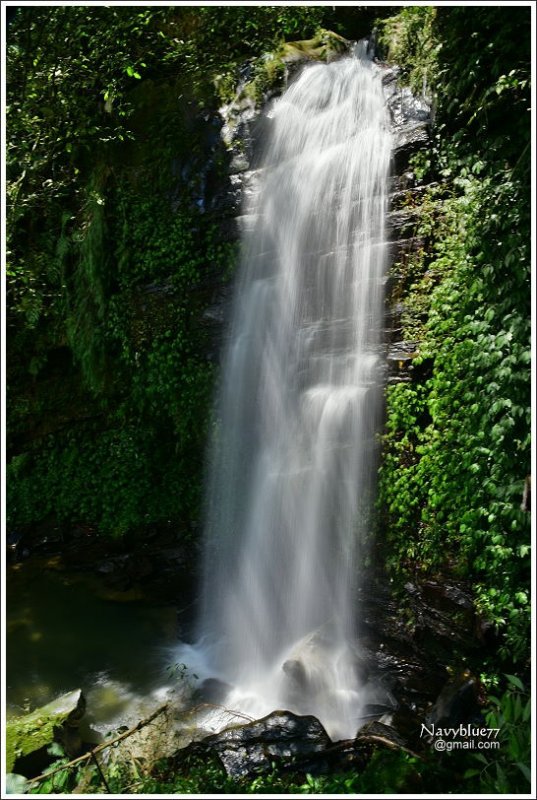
[188,50,392,740]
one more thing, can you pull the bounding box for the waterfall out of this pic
[187,48,392,740]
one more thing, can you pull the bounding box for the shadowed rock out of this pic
[173,710,331,778]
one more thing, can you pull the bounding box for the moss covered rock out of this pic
[6,690,85,772]
[221,29,351,142]
[252,29,349,98]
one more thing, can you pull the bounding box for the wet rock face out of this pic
[425,675,483,729]
[382,68,431,123]
[392,125,430,173]
[179,710,331,778]
[382,66,431,162]
[386,340,420,383]
[353,577,487,717]
[378,66,432,385]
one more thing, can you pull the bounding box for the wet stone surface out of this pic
[176,710,331,778]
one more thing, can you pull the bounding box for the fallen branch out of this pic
[26,704,169,786]
[356,732,422,760]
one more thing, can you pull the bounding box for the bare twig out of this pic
[187,701,254,723]
[90,751,111,794]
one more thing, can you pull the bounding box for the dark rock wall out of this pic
[381,66,432,387]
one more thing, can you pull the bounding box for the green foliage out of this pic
[433,6,531,164]
[64,168,111,393]
[30,744,72,794]
[378,6,530,663]
[27,744,109,794]
[376,6,439,96]
[9,422,189,537]
[106,747,420,795]
[176,5,328,70]
[7,180,228,533]
[293,750,419,794]
[463,677,531,793]
[6,6,245,537]
[6,5,349,539]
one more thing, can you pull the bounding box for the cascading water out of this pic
[184,46,392,740]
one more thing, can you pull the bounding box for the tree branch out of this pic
[26,703,169,786]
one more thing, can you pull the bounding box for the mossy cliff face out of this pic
[8,72,235,538]
[6,13,355,541]
[232,29,349,103]
[375,6,531,667]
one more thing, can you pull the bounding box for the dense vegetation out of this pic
[7,5,380,538]
[376,4,531,668]
[6,4,531,796]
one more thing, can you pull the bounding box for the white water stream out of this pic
[183,47,392,740]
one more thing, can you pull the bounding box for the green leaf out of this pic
[495,763,508,791]
[505,674,525,691]
[515,762,531,783]
[463,768,481,778]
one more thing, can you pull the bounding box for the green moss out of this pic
[226,29,350,107]
[278,29,349,62]
[6,690,82,772]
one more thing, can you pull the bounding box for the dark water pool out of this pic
[7,559,180,729]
